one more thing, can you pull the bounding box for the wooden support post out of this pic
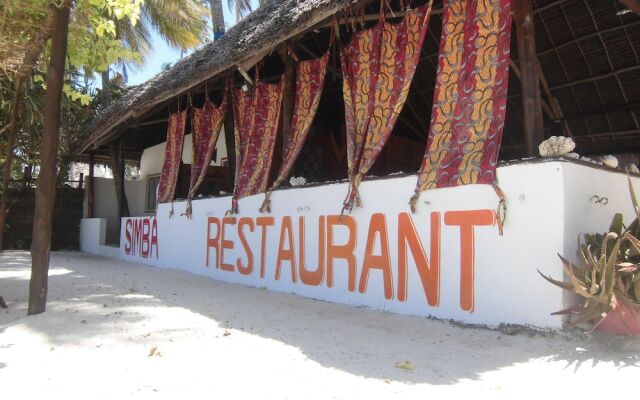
[88,152,94,218]
[78,173,84,190]
[22,166,30,189]
[514,0,544,157]
[281,47,297,154]
[28,1,71,316]
[224,106,236,191]
[117,140,127,245]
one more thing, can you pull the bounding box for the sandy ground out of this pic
[0,251,638,399]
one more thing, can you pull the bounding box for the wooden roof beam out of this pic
[514,0,544,157]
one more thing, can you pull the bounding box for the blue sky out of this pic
[109,0,260,87]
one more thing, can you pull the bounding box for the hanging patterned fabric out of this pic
[230,78,284,213]
[259,51,330,212]
[157,110,187,208]
[411,0,512,233]
[339,1,433,213]
[185,95,228,217]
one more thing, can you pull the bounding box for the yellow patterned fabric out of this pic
[157,110,187,205]
[261,51,330,212]
[413,0,512,195]
[231,78,284,213]
[340,3,432,212]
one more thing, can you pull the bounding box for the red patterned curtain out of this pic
[157,110,187,205]
[231,78,284,213]
[411,0,512,229]
[260,52,330,212]
[185,96,227,217]
[340,2,432,213]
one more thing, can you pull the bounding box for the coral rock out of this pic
[626,163,640,174]
[601,155,618,168]
[538,136,576,157]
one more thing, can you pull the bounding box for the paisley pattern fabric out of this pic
[339,2,433,212]
[185,97,227,217]
[157,110,187,204]
[260,51,330,212]
[231,79,284,213]
[413,0,512,199]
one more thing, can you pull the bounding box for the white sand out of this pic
[0,250,638,399]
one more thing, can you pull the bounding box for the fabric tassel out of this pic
[409,191,420,214]
[259,191,273,213]
[182,198,193,219]
[493,184,506,236]
[340,186,361,215]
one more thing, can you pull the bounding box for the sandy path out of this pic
[0,251,638,399]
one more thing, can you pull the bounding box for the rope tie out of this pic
[493,183,506,236]
[409,191,420,213]
[259,190,273,213]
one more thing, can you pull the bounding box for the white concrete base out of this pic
[79,159,640,329]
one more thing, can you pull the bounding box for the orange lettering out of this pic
[206,217,221,268]
[275,216,297,282]
[326,215,357,292]
[397,212,440,306]
[298,216,324,286]
[220,217,237,272]
[237,217,254,275]
[444,209,495,312]
[256,217,275,278]
[359,213,393,300]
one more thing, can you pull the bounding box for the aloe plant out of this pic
[539,175,640,331]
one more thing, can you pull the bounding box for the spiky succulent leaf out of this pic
[537,269,575,291]
[628,174,640,220]
[609,213,625,236]
[600,233,621,301]
[559,255,594,298]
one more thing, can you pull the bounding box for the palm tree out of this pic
[102,0,210,99]
[208,0,256,40]
[209,0,225,40]
[99,0,209,222]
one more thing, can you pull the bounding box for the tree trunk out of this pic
[0,78,23,251]
[28,1,71,316]
[209,0,225,40]
[101,69,111,107]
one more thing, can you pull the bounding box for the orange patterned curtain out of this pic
[157,110,187,206]
[231,78,284,213]
[411,0,513,230]
[260,51,330,212]
[340,2,432,213]
[185,95,227,217]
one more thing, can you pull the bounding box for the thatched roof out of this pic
[75,0,640,158]
[75,0,356,154]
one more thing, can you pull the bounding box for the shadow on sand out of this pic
[1,251,638,385]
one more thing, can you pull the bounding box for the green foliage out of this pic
[539,175,640,330]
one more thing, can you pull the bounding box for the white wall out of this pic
[138,128,228,179]
[83,177,148,243]
[80,160,640,329]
